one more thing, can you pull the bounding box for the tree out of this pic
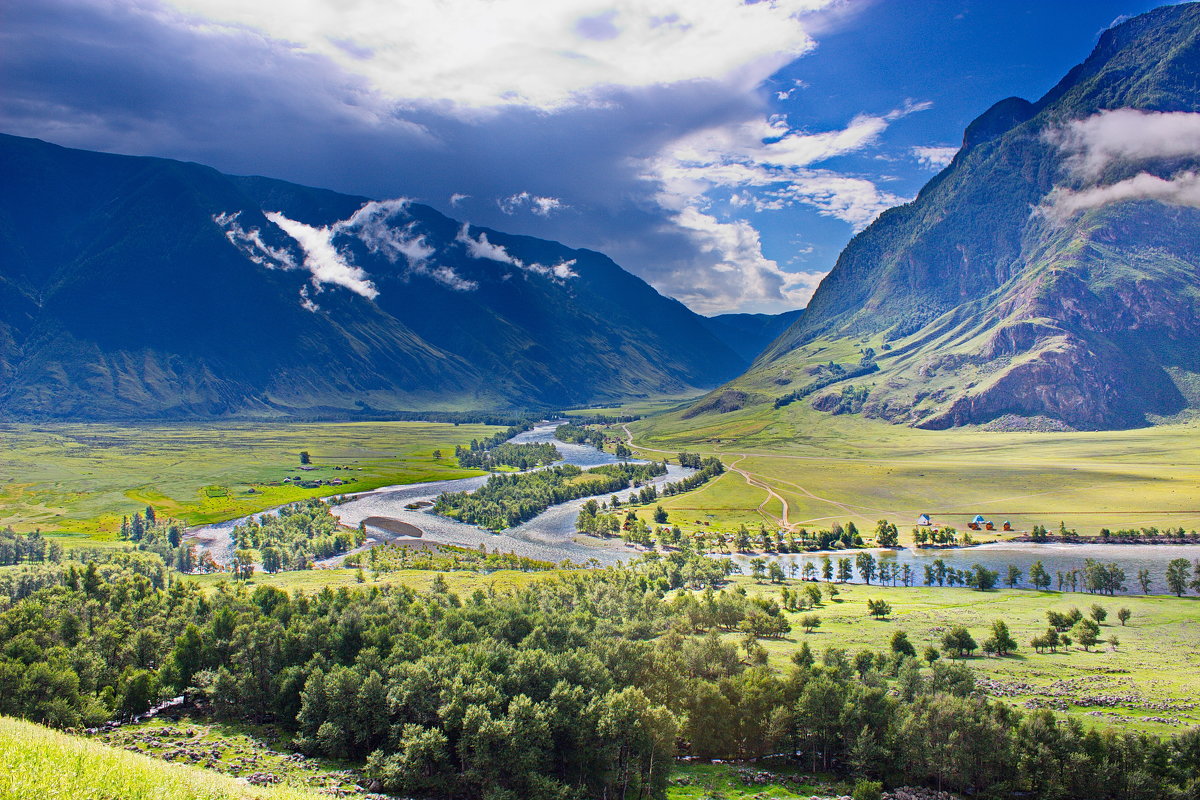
[942,627,977,658]
[1005,565,1022,588]
[300,450,311,465]
[1166,558,1191,597]
[1028,560,1051,591]
[767,560,785,584]
[432,449,441,460]
[261,546,283,574]
[821,555,833,581]
[1117,607,1131,626]
[836,558,852,583]
[853,779,883,800]
[1089,604,1107,624]
[749,557,767,581]
[890,630,916,657]
[982,620,1018,657]
[653,505,668,524]
[800,614,821,634]
[855,552,877,584]
[866,599,891,619]
[1137,568,1152,595]
[874,520,899,548]
[1073,619,1101,651]
[967,563,998,591]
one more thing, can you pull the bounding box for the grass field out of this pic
[182,566,563,595]
[628,402,1200,540]
[731,578,1200,735]
[0,421,505,540]
[0,715,330,800]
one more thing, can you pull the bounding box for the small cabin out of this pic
[968,514,987,531]
[916,514,932,526]
[984,521,995,531]
[1002,521,1013,531]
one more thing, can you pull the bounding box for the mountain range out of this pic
[696,3,1200,431]
[0,134,790,419]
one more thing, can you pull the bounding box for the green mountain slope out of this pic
[710,3,1200,431]
[0,134,745,419]
[701,310,803,362]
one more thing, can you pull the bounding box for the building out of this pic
[916,513,932,526]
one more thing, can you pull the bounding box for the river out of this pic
[735,542,1200,595]
[189,423,691,566]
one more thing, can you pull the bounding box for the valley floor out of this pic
[627,404,1200,540]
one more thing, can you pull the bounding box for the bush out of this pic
[853,779,883,800]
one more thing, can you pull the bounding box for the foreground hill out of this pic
[0,715,327,800]
[709,3,1200,431]
[0,134,744,419]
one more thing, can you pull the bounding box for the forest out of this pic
[455,441,561,471]
[1,553,1199,799]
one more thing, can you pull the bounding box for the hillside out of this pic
[0,134,744,419]
[0,715,328,800]
[703,3,1200,431]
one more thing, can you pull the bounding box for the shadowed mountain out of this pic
[697,3,1200,431]
[0,134,745,419]
[701,310,803,363]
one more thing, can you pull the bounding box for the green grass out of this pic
[629,402,1200,540]
[0,420,505,539]
[732,579,1200,734]
[667,761,844,799]
[182,567,563,595]
[0,715,329,800]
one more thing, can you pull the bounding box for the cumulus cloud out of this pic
[912,145,958,169]
[1041,171,1200,224]
[1049,109,1200,180]
[160,0,840,111]
[266,211,380,300]
[665,206,824,312]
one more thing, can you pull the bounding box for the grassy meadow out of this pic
[731,578,1200,735]
[626,402,1200,540]
[0,715,331,800]
[0,420,505,540]
[182,566,560,595]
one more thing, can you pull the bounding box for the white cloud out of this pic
[632,102,931,310]
[668,206,824,313]
[1041,171,1200,224]
[162,0,841,111]
[430,266,478,292]
[1049,109,1200,180]
[456,224,577,280]
[912,145,957,169]
[214,211,297,268]
[449,192,470,207]
[338,199,435,265]
[266,211,380,299]
[498,191,567,216]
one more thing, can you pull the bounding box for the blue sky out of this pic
[0,0,1179,314]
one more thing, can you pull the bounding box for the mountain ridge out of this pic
[0,133,752,419]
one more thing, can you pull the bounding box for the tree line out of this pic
[455,441,561,471]
[434,461,668,532]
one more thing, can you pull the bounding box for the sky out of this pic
[0,0,1181,315]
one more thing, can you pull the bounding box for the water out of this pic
[737,542,1200,595]
[190,423,690,566]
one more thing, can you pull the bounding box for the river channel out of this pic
[189,424,691,566]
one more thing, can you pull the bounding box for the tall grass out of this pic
[0,716,327,800]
